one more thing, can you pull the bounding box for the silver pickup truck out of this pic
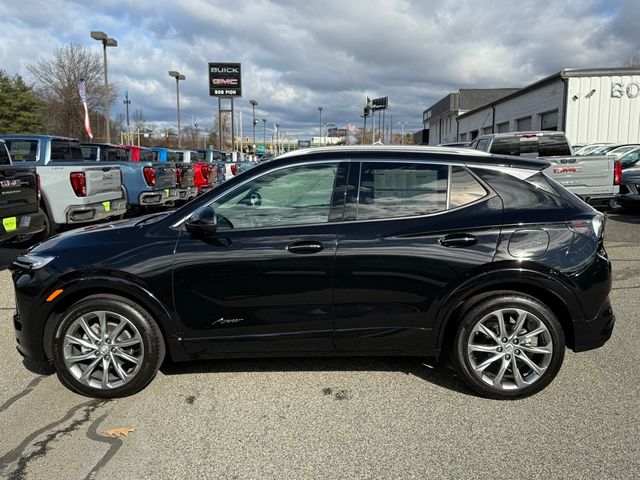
[468,131,620,207]
[0,135,127,236]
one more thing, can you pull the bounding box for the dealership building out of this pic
[423,68,640,146]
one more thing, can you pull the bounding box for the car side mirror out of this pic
[185,206,217,235]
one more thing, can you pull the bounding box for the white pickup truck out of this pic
[468,131,620,207]
[0,135,127,238]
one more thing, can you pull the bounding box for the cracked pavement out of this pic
[0,212,638,479]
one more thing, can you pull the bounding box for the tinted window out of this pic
[357,162,448,220]
[538,135,571,156]
[490,137,518,156]
[196,151,207,162]
[0,143,10,165]
[105,148,129,162]
[489,135,570,157]
[476,138,490,152]
[51,140,83,161]
[140,150,155,162]
[621,151,640,169]
[449,166,488,208]
[168,151,184,162]
[81,146,98,161]
[4,140,38,162]
[210,163,338,229]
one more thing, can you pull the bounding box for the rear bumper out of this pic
[572,298,615,352]
[0,210,46,243]
[65,198,127,223]
[177,186,198,200]
[197,184,214,195]
[138,188,180,206]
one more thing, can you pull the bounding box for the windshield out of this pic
[620,149,640,169]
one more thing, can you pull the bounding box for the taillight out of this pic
[201,164,210,181]
[568,213,605,240]
[176,167,183,185]
[614,160,622,185]
[70,172,86,197]
[143,166,156,186]
[36,174,41,202]
[231,164,238,176]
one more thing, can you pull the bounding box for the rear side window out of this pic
[449,166,488,208]
[356,162,448,220]
[5,140,38,162]
[0,143,10,165]
[51,140,83,161]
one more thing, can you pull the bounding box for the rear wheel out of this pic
[51,294,165,398]
[454,294,565,399]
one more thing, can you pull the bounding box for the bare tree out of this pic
[27,43,118,140]
[624,53,640,67]
[211,112,232,150]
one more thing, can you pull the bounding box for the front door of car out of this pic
[333,160,503,353]
[173,161,347,356]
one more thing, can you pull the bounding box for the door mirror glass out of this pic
[185,205,217,234]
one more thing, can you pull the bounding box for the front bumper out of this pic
[0,210,46,243]
[572,298,615,352]
[139,188,180,206]
[65,198,127,223]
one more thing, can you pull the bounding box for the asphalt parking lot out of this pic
[0,213,639,480]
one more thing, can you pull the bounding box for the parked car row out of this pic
[0,134,257,245]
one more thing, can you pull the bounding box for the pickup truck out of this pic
[0,135,127,235]
[468,131,620,207]
[193,148,226,188]
[173,149,219,195]
[81,143,179,211]
[0,140,46,244]
[162,149,197,202]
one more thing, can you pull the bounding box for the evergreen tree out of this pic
[0,70,45,133]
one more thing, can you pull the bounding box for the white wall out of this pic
[565,75,640,144]
[428,112,459,145]
[458,78,565,139]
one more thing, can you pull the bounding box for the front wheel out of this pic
[51,294,165,398]
[455,294,565,399]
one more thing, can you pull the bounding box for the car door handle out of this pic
[286,241,324,254]
[439,234,478,248]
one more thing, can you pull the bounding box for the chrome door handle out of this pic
[439,234,478,248]
[286,241,324,254]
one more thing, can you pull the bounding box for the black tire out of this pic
[51,294,165,399]
[454,294,565,400]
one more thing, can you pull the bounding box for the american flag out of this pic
[78,79,94,139]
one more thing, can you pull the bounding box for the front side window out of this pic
[207,162,339,230]
[4,140,38,162]
[356,162,448,220]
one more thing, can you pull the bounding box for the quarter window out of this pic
[449,166,488,208]
[356,162,448,220]
[209,163,339,229]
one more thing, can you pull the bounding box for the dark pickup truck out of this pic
[0,140,46,244]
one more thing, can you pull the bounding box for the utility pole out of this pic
[123,91,131,145]
[249,99,258,148]
[90,31,117,143]
[318,107,323,147]
[168,70,186,148]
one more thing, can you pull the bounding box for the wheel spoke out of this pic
[468,343,499,353]
[113,334,142,349]
[79,356,102,385]
[478,323,500,344]
[519,326,546,341]
[111,356,130,382]
[495,310,507,339]
[97,311,108,339]
[66,351,96,363]
[516,351,545,376]
[114,350,141,365]
[65,334,96,351]
[511,310,528,339]
[108,318,128,342]
[510,355,526,388]
[79,317,100,343]
[519,344,552,355]
[101,356,111,389]
[473,353,503,372]
[493,357,509,386]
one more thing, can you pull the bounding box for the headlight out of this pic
[14,254,56,270]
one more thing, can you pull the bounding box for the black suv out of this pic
[10,146,614,399]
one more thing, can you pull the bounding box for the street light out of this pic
[275,123,280,155]
[123,91,131,144]
[249,99,258,148]
[168,70,186,148]
[318,107,323,147]
[262,118,267,150]
[399,121,408,145]
[91,31,117,143]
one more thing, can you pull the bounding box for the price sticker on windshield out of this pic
[3,217,17,232]
[102,201,111,212]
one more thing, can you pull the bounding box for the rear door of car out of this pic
[333,157,503,353]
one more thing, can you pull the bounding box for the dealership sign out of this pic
[611,82,640,99]
[209,63,242,97]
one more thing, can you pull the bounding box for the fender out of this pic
[41,273,188,361]
[432,262,583,352]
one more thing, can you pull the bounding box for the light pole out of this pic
[275,124,280,154]
[91,31,117,144]
[249,99,258,148]
[168,70,186,148]
[262,118,267,150]
[123,91,131,144]
[318,107,323,147]
[399,121,407,145]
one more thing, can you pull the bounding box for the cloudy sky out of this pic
[1,0,638,138]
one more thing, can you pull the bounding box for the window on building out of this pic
[497,122,509,133]
[470,130,479,140]
[482,126,493,135]
[540,110,559,131]
[516,116,532,131]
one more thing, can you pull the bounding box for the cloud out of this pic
[1,0,638,138]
